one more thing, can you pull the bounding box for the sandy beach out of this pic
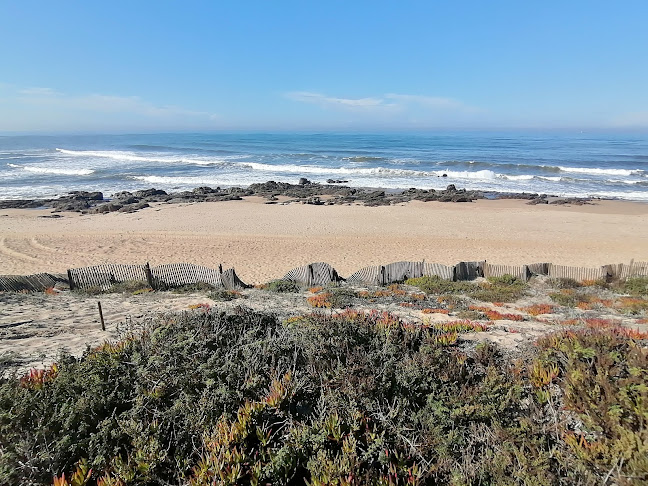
[1,197,647,283]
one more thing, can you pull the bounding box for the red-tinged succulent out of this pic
[21,363,59,390]
[523,304,555,316]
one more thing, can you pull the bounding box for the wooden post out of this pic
[144,262,154,289]
[98,301,105,331]
[67,269,75,291]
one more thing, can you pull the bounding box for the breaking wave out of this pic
[8,163,94,176]
[558,166,643,177]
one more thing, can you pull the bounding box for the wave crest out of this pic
[8,163,94,176]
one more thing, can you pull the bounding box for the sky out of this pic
[0,1,647,133]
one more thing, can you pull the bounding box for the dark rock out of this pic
[446,184,457,192]
[326,179,349,184]
[549,197,591,206]
[304,197,323,205]
[193,186,216,195]
[118,202,150,213]
[527,198,549,205]
[363,198,391,207]
[298,178,312,185]
[68,191,103,201]
[0,199,42,209]
[88,203,123,214]
[114,195,139,205]
[51,200,91,212]
[134,188,167,198]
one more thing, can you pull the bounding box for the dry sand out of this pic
[1,197,647,284]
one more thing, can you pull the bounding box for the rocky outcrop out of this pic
[0,180,592,215]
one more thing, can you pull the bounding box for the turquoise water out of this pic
[1,131,647,200]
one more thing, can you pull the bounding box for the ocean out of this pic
[1,131,647,201]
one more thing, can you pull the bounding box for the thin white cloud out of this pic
[286,91,477,115]
[285,91,385,110]
[10,85,218,120]
[18,87,60,96]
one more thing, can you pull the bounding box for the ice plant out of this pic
[469,306,524,321]
[307,292,333,308]
[21,363,59,390]
[421,308,449,314]
[523,304,555,316]
[432,320,489,333]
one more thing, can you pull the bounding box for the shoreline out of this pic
[2,191,647,284]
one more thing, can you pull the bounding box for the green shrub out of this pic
[327,287,357,307]
[549,289,593,308]
[406,275,526,303]
[623,276,648,296]
[265,280,300,293]
[169,281,217,293]
[549,277,583,289]
[109,280,152,294]
[456,309,486,320]
[405,275,474,294]
[473,275,527,303]
[486,274,520,286]
[207,289,244,301]
[2,309,646,484]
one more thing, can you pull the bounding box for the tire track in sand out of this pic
[0,237,43,264]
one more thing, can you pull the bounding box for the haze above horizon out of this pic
[1,1,647,133]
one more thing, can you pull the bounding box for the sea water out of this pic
[0,131,647,200]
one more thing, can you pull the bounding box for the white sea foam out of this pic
[500,174,535,181]
[56,148,157,162]
[131,175,226,185]
[240,161,497,180]
[558,166,641,176]
[8,163,94,176]
[583,191,648,201]
[608,179,648,185]
[55,148,240,166]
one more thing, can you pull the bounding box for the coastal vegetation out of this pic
[1,272,648,485]
[1,299,647,484]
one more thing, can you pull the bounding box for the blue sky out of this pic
[1,1,647,132]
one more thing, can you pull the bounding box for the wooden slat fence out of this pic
[607,263,632,281]
[454,261,485,281]
[0,273,68,292]
[483,263,531,282]
[422,263,454,280]
[4,258,647,293]
[527,263,550,276]
[607,261,648,280]
[282,262,341,287]
[383,261,424,283]
[548,264,608,282]
[347,261,454,285]
[347,266,384,286]
[68,263,247,290]
[631,261,648,277]
[69,264,147,291]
